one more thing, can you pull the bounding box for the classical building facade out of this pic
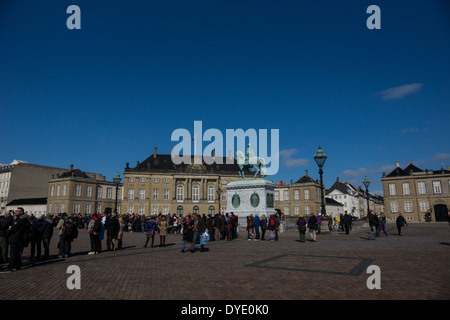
[274,170,322,217]
[325,177,385,219]
[47,165,122,216]
[382,161,450,222]
[121,148,242,216]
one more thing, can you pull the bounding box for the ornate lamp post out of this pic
[363,176,371,216]
[216,186,223,215]
[313,146,327,216]
[113,172,122,215]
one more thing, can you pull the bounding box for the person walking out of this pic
[307,213,318,242]
[296,215,307,242]
[396,213,408,236]
[180,215,193,253]
[190,213,205,252]
[368,210,379,240]
[376,214,388,237]
[158,215,169,247]
[260,215,268,240]
[144,216,158,248]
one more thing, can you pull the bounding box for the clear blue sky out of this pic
[1,0,449,195]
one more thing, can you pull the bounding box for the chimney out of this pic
[290,180,293,184]
[153,147,157,158]
[409,160,412,165]
[336,176,339,182]
[212,149,215,157]
[396,161,400,168]
[305,170,308,176]
[70,164,74,170]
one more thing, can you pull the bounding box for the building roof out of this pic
[326,197,344,206]
[384,160,450,178]
[294,170,318,184]
[6,197,47,206]
[58,168,92,179]
[126,152,241,175]
[326,180,353,195]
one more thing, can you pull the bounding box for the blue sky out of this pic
[1,0,449,195]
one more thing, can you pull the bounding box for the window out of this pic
[163,189,170,200]
[402,182,410,195]
[177,185,184,201]
[49,204,53,214]
[128,189,134,199]
[418,182,426,195]
[390,202,398,213]
[208,206,215,216]
[55,203,59,214]
[50,185,55,197]
[284,206,290,215]
[152,189,159,200]
[163,206,169,215]
[61,204,65,213]
[140,177,146,183]
[388,184,396,196]
[85,204,91,214]
[56,185,61,197]
[177,206,183,216]
[75,184,81,197]
[96,204,101,213]
[295,206,300,215]
[283,190,289,201]
[208,186,215,202]
[127,205,134,214]
[433,181,442,194]
[106,187,112,199]
[164,178,170,184]
[139,189,146,200]
[86,185,92,197]
[74,203,80,214]
[192,185,199,202]
[304,189,310,200]
[419,201,429,212]
[139,205,145,215]
[404,202,413,213]
[153,178,159,183]
[305,206,311,215]
[193,206,199,214]
[97,186,102,199]
[294,190,299,200]
[129,177,135,182]
[274,191,279,201]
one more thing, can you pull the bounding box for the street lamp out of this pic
[363,176,371,215]
[313,146,327,217]
[113,172,122,215]
[216,185,223,215]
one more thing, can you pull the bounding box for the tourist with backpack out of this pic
[268,215,276,240]
[307,213,318,242]
[296,215,307,242]
[88,214,102,255]
[56,213,78,259]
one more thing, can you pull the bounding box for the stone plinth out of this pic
[225,179,276,218]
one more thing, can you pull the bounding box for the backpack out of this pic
[269,218,275,227]
[21,218,32,247]
[63,220,77,239]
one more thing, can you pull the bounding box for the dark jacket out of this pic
[39,217,55,239]
[307,215,318,230]
[296,216,306,230]
[369,213,379,227]
[105,216,121,237]
[342,214,352,226]
[396,215,407,226]
[6,213,29,244]
[0,215,14,237]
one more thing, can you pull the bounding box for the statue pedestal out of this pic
[225,179,276,218]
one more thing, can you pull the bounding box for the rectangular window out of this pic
[63,184,67,196]
[49,204,53,214]
[86,185,92,197]
[61,203,65,213]
[402,182,410,195]
[208,186,215,202]
[127,205,134,214]
[419,201,429,212]
[294,190,300,200]
[50,185,55,197]
[417,182,426,195]
[433,181,442,194]
[163,189,169,200]
[192,186,199,202]
[404,202,413,213]
[163,206,169,215]
[152,189,159,200]
[305,206,311,215]
[56,185,61,197]
[164,178,170,184]
[304,189,310,200]
[75,184,81,197]
[85,204,91,214]
[129,177,135,182]
[284,206,290,215]
[74,203,80,214]
[283,190,289,201]
[97,186,102,199]
[55,203,59,214]
[128,189,134,199]
[106,187,112,199]
[274,191,279,201]
[139,189,146,200]
[153,178,159,183]
[388,184,396,196]
[140,177,146,183]
[152,206,158,215]
[96,204,101,213]
[138,205,145,215]
[390,202,398,213]
[295,206,300,215]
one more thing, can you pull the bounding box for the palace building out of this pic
[121,147,242,216]
[382,161,450,222]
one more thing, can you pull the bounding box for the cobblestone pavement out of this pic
[0,222,449,301]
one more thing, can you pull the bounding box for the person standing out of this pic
[0,211,14,265]
[376,214,388,237]
[253,214,261,240]
[158,215,169,247]
[342,211,352,235]
[307,213,318,242]
[260,215,268,241]
[190,213,205,252]
[3,207,29,272]
[117,214,124,250]
[368,210,379,240]
[106,214,120,251]
[296,215,307,242]
[39,214,55,260]
[144,216,158,248]
[396,213,408,236]
[246,214,254,241]
[88,214,101,255]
